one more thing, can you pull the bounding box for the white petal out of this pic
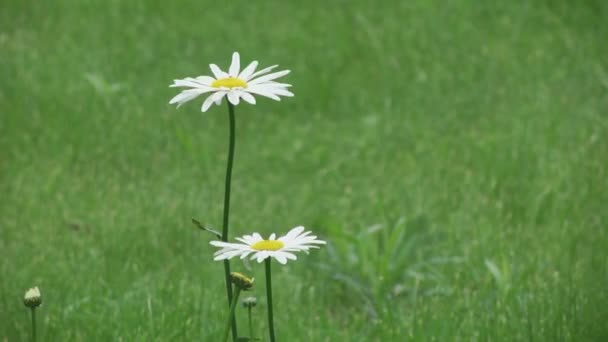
[183,77,213,86]
[210,241,250,249]
[239,251,253,259]
[279,226,305,241]
[201,95,214,112]
[269,233,276,240]
[243,88,280,101]
[214,252,234,260]
[240,234,261,244]
[215,249,247,260]
[213,248,230,256]
[210,240,229,247]
[250,82,283,88]
[239,91,256,104]
[258,81,292,88]
[229,52,240,77]
[227,91,240,105]
[272,88,294,97]
[249,84,294,97]
[235,237,251,244]
[249,70,290,85]
[273,253,287,264]
[246,65,278,81]
[170,79,210,88]
[254,251,268,263]
[213,90,227,102]
[275,251,297,262]
[201,91,221,112]
[215,253,233,261]
[238,60,258,80]
[195,76,216,86]
[284,252,298,260]
[209,64,228,79]
[169,89,208,107]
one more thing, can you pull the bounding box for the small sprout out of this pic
[242,296,257,308]
[230,272,255,291]
[23,287,42,308]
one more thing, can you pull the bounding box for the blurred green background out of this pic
[1,0,607,340]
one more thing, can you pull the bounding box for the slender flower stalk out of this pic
[222,101,238,340]
[265,259,276,342]
[222,286,241,342]
[242,297,256,339]
[23,287,42,342]
[242,297,257,339]
[30,308,36,342]
[248,307,253,339]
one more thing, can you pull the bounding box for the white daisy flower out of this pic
[169,52,294,112]
[210,226,326,265]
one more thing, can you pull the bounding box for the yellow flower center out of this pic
[211,77,247,89]
[251,240,284,251]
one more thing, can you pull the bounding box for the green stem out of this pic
[222,102,238,341]
[222,287,242,342]
[265,259,276,342]
[30,308,36,342]
[248,306,253,340]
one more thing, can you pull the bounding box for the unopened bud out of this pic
[230,272,254,291]
[23,287,42,308]
[242,296,257,308]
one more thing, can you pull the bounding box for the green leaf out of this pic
[191,218,222,239]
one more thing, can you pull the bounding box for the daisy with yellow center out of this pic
[210,226,326,265]
[169,52,294,112]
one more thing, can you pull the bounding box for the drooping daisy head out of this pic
[169,52,294,112]
[210,226,326,265]
[230,272,255,291]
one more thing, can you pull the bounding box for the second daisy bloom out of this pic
[210,226,326,265]
[169,52,294,112]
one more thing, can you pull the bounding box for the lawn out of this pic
[1,0,607,340]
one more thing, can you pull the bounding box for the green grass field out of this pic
[2,0,608,340]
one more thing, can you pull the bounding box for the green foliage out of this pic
[318,216,463,318]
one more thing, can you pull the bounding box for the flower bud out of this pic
[242,296,257,308]
[230,272,254,291]
[23,287,42,308]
